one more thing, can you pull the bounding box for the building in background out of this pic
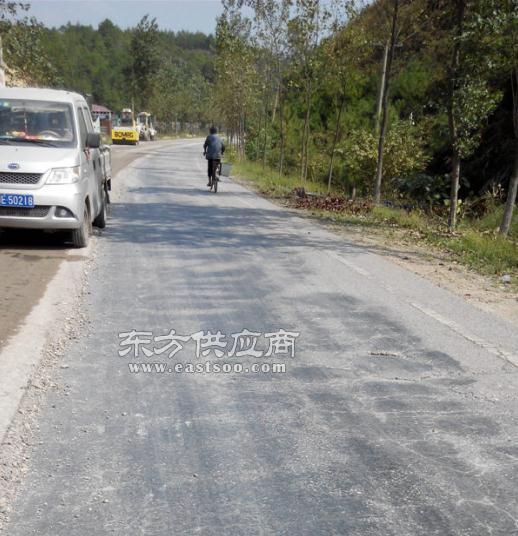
[91,104,112,136]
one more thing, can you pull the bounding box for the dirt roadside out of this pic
[326,221,518,327]
[0,143,153,347]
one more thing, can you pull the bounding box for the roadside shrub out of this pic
[343,120,430,194]
[393,173,452,208]
[225,143,239,163]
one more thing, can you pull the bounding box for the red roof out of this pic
[92,104,111,113]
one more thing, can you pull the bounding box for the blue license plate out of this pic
[0,193,34,208]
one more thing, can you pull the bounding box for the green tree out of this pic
[427,1,501,230]
[323,1,366,191]
[288,0,329,183]
[344,120,429,195]
[130,15,160,110]
[0,1,57,85]
[373,0,400,205]
[246,0,291,171]
[472,0,518,236]
[39,20,214,122]
[215,0,257,157]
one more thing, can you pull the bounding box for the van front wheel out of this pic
[71,204,91,248]
[93,189,107,229]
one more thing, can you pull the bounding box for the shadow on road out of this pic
[0,228,73,252]
[107,196,419,265]
[107,199,356,250]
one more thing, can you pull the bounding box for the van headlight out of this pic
[46,166,81,184]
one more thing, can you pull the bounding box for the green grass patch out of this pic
[371,206,428,231]
[232,160,342,197]
[335,207,518,279]
[468,204,518,240]
[437,231,518,275]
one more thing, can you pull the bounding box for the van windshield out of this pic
[0,100,77,148]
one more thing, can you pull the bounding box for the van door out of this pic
[76,106,95,220]
[78,106,101,218]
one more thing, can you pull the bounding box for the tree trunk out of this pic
[262,103,269,169]
[373,0,399,205]
[271,82,279,124]
[500,67,518,235]
[500,147,518,236]
[262,73,271,169]
[242,114,246,159]
[448,153,461,230]
[257,97,265,162]
[375,41,389,134]
[304,83,313,183]
[447,0,466,231]
[327,94,345,192]
[299,74,313,184]
[279,84,285,178]
[239,111,245,160]
[303,124,311,183]
[300,83,312,183]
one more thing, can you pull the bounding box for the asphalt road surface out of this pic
[5,140,518,535]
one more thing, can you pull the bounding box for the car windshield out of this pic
[0,99,76,148]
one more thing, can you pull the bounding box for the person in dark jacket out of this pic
[203,127,225,187]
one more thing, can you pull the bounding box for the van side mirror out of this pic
[86,132,101,149]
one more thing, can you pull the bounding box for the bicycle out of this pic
[208,160,222,193]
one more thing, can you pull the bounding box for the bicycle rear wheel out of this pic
[211,161,219,193]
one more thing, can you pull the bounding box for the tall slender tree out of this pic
[373,0,399,205]
[288,0,328,183]
[324,1,363,191]
[130,15,160,110]
[428,0,501,230]
[492,0,518,236]
[215,0,256,157]
[446,0,466,231]
[246,0,291,172]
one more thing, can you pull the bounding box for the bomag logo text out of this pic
[114,131,134,138]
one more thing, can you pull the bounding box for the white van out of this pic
[0,88,111,247]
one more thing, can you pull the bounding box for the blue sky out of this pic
[27,0,224,34]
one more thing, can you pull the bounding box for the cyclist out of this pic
[203,126,225,187]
